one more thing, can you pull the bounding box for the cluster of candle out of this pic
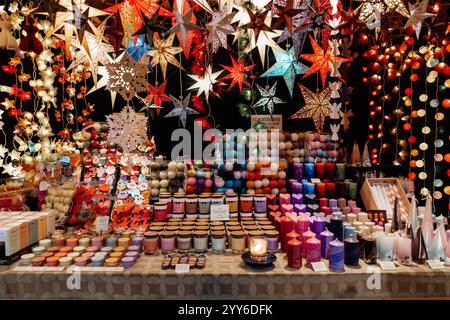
[161,254,206,270]
[142,217,278,255]
[21,234,143,268]
[185,161,214,194]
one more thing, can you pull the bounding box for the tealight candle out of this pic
[287,238,302,269]
[320,229,334,258]
[32,246,46,256]
[66,238,79,248]
[305,235,321,265]
[118,237,130,249]
[264,230,279,252]
[328,239,344,272]
[20,253,35,266]
[39,239,51,249]
[106,236,117,247]
[58,257,73,267]
[249,237,268,257]
[91,237,104,248]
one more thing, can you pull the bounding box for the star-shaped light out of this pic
[145,80,171,114]
[168,7,201,50]
[206,8,235,54]
[220,55,255,92]
[300,35,352,89]
[187,65,223,102]
[261,46,308,96]
[132,7,165,46]
[148,33,184,80]
[2,162,21,176]
[289,84,332,133]
[18,74,31,82]
[254,82,285,114]
[9,149,21,161]
[272,0,303,32]
[240,8,274,44]
[165,93,199,128]
[1,98,15,110]
[0,145,8,158]
[405,0,436,39]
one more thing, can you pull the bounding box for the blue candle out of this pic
[329,212,344,242]
[312,217,326,237]
[320,229,334,258]
[344,235,360,267]
[304,182,315,195]
[304,163,315,179]
[328,239,345,272]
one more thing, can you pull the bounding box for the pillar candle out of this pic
[266,194,277,205]
[347,182,358,199]
[347,200,356,209]
[295,214,310,235]
[331,207,340,213]
[384,222,392,233]
[396,236,412,264]
[292,182,302,194]
[364,221,375,233]
[280,216,294,251]
[304,163,315,179]
[325,163,336,181]
[329,212,344,242]
[311,217,326,237]
[321,206,331,216]
[357,212,368,223]
[319,198,328,208]
[274,216,281,231]
[328,239,344,272]
[329,199,338,208]
[344,226,356,239]
[335,182,346,198]
[335,163,345,180]
[337,198,346,209]
[315,183,326,197]
[344,235,360,267]
[351,207,361,214]
[342,207,351,214]
[287,238,302,269]
[304,182,315,195]
[315,163,325,179]
[320,229,334,258]
[302,228,315,257]
[325,182,335,198]
[305,235,321,265]
[281,204,294,215]
[346,213,357,224]
[294,204,307,214]
[284,230,300,252]
[292,194,303,205]
[293,163,303,180]
[362,235,377,264]
[279,193,291,206]
[379,234,394,261]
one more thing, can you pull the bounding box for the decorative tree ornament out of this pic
[106,106,149,154]
[148,33,184,80]
[105,53,148,103]
[19,16,43,55]
[261,46,308,97]
[145,80,171,115]
[289,85,332,133]
[187,65,223,102]
[220,55,255,92]
[165,93,199,128]
[253,82,286,114]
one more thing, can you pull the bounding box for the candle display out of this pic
[320,229,334,259]
[328,239,344,272]
[287,238,302,269]
[305,236,321,265]
[295,214,310,235]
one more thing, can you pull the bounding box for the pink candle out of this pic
[305,235,321,265]
[279,193,291,206]
[302,228,316,257]
[347,200,357,209]
[295,214,310,236]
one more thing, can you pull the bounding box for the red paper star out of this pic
[171,0,197,58]
[18,91,32,101]
[300,35,351,88]
[2,65,17,74]
[145,80,171,114]
[10,85,22,96]
[103,0,173,29]
[272,0,303,32]
[220,55,255,92]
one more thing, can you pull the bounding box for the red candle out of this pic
[315,183,326,197]
[305,235,321,265]
[321,206,332,216]
[280,216,294,252]
[325,163,336,181]
[287,238,302,269]
[302,228,315,257]
[284,230,300,252]
[274,216,282,231]
[326,182,335,198]
[319,198,328,208]
[335,181,346,198]
[315,163,325,179]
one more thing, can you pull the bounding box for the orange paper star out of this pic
[1,98,15,110]
[18,74,31,82]
[300,35,351,88]
[8,57,22,67]
[145,80,171,114]
[220,55,255,92]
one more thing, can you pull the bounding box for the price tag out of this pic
[379,261,396,270]
[310,178,321,184]
[95,215,110,233]
[426,260,444,270]
[66,266,124,273]
[210,204,229,221]
[311,261,328,272]
[14,266,66,272]
[175,264,190,273]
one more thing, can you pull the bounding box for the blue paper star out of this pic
[260,46,308,97]
[127,34,151,62]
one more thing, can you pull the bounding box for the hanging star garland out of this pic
[187,65,223,102]
[261,46,308,97]
[220,55,255,92]
[300,35,351,89]
[206,8,235,54]
[132,7,166,46]
[148,33,184,80]
[145,80,171,114]
[253,82,286,114]
[105,53,148,103]
[168,5,201,54]
[272,0,303,32]
[289,84,332,133]
[165,93,199,128]
[405,0,436,39]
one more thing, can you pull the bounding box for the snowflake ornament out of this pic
[106,106,149,154]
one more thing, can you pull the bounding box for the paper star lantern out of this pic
[220,55,255,92]
[261,46,308,97]
[2,162,22,177]
[253,82,286,114]
[106,106,149,154]
[300,35,351,89]
[168,4,200,56]
[277,28,308,57]
[206,8,235,54]
[107,11,124,54]
[127,33,151,61]
[106,53,148,103]
[145,80,171,114]
[35,0,65,26]
[289,84,332,133]
[405,0,436,39]
[272,0,303,32]
[241,8,275,44]
[165,93,199,128]
[355,0,408,22]
[148,33,184,80]
[0,145,8,158]
[132,7,165,46]
[187,65,223,102]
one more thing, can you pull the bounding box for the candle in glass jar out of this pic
[177,231,192,252]
[226,193,239,213]
[325,163,336,181]
[254,194,267,214]
[287,238,302,269]
[143,231,159,254]
[320,229,334,258]
[304,163,315,179]
[211,231,226,254]
[315,163,325,179]
[160,231,176,253]
[198,194,211,214]
[185,195,198,219]
[264,230,279,252]
[230,231,246,253]
[328,239,344,272]
[172,194,186,218]
[249,237,268,257]
[240,194,253,213]
[153,202,168,221]
[305,235,321,265]
[159,194,172,217]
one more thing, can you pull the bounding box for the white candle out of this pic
[379,234,394,261]
[384,222,392,233]
[364,221,375,233]
[357,212,368,223]
[396,236,412,264]
[346,213,357,224]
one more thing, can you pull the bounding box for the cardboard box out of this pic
[0,224,20,257]
[34,211,55,235]
[17,216,39,245]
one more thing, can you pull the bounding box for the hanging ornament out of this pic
[19,16,43,55]
[145,80,171,115]
[165,93,199,128]
[404,0,436,39]
[148,33,184,80]
[107,12,124,54]
[253,82,285,114]
[271,0,303,32]
[220,55,255,92]
[132,7,166,46]
[187,65,223,102]
[205,8,235,54]
[0,12,18,50]
[168,5,201,55]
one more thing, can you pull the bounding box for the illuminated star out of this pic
[165,93,199,128]
[220,55,255,92]
[35,0,65,26]
[261,46,308,97]
[300,35,352,89]
[272,0,303,32]
[18,74,31,82]
[405,0,436,39]
[1,98,15,110]
[9,149,21,161]
[0,121,3,130]
[8,56,21,67]
[0,109,4,118]
[253,82,285,114]
[145,80,171,114]
[289,84,332,133]
[2,162,19,176]
[0,145,8,158]
[187,65,224,102]
[148,33,184,80]
[168,7,201,48]
[206,8,235,54]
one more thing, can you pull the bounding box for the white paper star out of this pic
[253,82,286,114]
[0,145,8,158]
[405,0,436,39]
[165,93,199,128]
[187,65,223,102]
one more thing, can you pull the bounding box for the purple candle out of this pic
[320,229,334,258]
[331,207,341,213]
[292,194,303,205]
[328,239,345,272]
[293,163,303,180]
[292,182,302,194]
[329,199,338,208]
[294,203,307,213]
[311,216,326,237]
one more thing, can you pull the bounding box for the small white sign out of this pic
[14,266,66,272]
[310,178,321,184]
[210,204,230,221]
[175,264,190,273]
[379,261,396,270]
[311,261,328,272]
[66,266,124,273]
[426,259,444,270]
[250,114,283,130]
[95,215,110,233]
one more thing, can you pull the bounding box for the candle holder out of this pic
[241,237,277,268]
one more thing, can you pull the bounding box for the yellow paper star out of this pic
[8,57,21,67]
[1,98,15,110]
[18,74,31,82]
[148,33,184,80]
